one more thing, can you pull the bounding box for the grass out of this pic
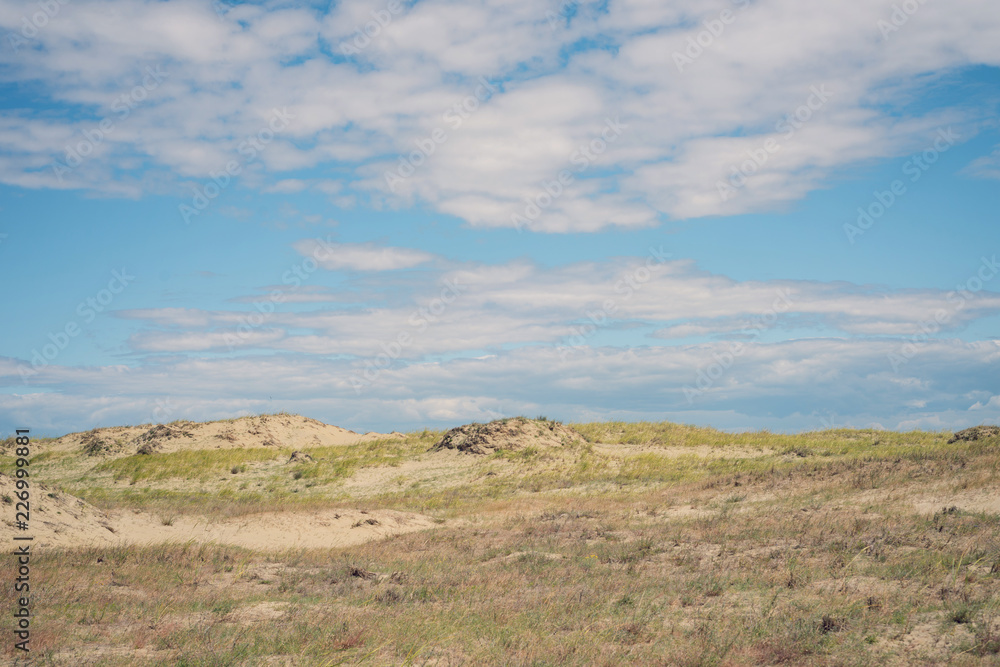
[47,434,440,517]
[3,421,999,665]
[65,421,997,520]
[91,436,429,485]
[9,493,1000,665]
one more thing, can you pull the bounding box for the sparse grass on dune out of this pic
[90,436,434,485]
[92,447,293,483]
[72,486,335,520]
[571,420,948,451]
[54,434,439,517]
[5,420,1000,665]
[26,421,997,521]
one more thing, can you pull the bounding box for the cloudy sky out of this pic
[1,0,999,436]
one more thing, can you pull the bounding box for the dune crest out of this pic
[43,413,402,459]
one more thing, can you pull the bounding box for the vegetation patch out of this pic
[433,417,584,455]
[81,429,128,457]
[130,423,195,455]
[949,425,1000,443]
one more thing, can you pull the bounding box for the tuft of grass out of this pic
[950,604,975,624]
[974,617,1000,655]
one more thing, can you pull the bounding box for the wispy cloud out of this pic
[4,336,1000,435]
[113,255,1000,357]
[292,240,438,271]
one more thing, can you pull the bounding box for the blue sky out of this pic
[1,0,999,436]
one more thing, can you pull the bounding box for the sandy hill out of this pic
[432,417,585,455]
[41,413,403,459]
[1,473,120,547]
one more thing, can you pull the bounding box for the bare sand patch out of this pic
[1,473,119,547]
[810,575,897,598]
[113,507,439,550]
[911,488,1000,515]
[339,448,478,495]
[1,473,438,550]
[880,612,977,663]
[225,601,291,623]
[494,550,566,563]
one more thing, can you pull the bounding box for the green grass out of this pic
[93,447,291,483]
[571,420,949,451]
[58,433,443,516]
[91,436,432,485]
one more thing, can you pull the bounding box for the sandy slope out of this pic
[1,473,436,551]
[1,473,119,547]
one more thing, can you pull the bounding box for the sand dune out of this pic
[42,413,404,459]
[1,473,436,550]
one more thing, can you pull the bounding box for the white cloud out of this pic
[1,0,998,230]
[262,178,309,194]
[292,239,438,271]
[970,395,1000,411]
[116,307,216,328]
[108,254,1000,358]
[963,144,1000,180]
[129,328,285,352]
[4,335,999,436]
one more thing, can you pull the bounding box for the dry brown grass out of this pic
[2,421,1000,665]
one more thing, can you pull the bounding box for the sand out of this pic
[1,474,437,550]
